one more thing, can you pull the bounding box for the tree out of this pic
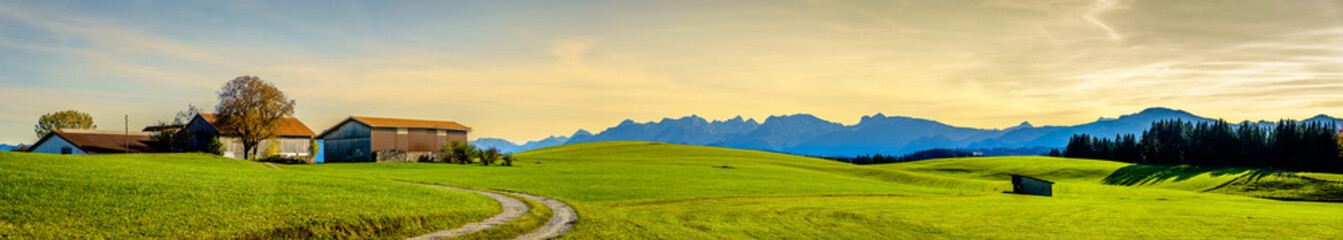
[262,137,281,159]
[149,127,192,152]
[1064,134,1093,159]
[35,110,96,138]
[501,153,516,166]
[170,104,202,125]
[309,138,320,160]
[1047,148,1063,157]
[478,147,501,166]
[215,76,296,160]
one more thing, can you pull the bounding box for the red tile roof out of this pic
[350,116,471,131]
[198,113,317,136]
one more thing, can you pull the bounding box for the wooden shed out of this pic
[28,129,154,154]
[317,116,470,163]
[184,113,317,159]
[1011,174,1054,197]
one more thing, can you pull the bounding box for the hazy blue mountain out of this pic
[786,113,995,156]
[473,134,574,154]
[569,115,761,146]
[0,143,24,151]
[520,135,570,150]
[566,129,594,143]
[714,114,843,152]
[481,107,1340,157]
[1016,107,1214,148]
[471,138,523,153]
[1303,114,1343,126]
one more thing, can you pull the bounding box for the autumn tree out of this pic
[215,76,296,160]
[35,110,96,138]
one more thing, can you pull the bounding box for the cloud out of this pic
[1,0,1342,144]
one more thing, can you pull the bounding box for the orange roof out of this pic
[37,130,155,153]
[198,113,317,136]
[350,116,471,131]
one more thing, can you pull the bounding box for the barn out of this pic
[28,129,154,154]
[1011,174,1054,197]
[184,113,317,159]
[317,116,470,163]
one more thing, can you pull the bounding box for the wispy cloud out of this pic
[0,0,1341,144]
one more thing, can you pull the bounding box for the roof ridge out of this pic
[58,129,157,135]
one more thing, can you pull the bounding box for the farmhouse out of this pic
[28,129,154,154]
[184,113,317,159]
[317,116,470,162]
[1011,174,1054,197]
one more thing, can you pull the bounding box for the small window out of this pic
[436,130,447,136]
[60,147,72,154]
[397,128,408,135]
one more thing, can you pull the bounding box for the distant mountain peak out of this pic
[860,113,888,124]
[1139,107,1181,114]
[572,129,593,136]
[1118,107,1201,120]
[1005,121,1033,131]
[1305,114,1336,122]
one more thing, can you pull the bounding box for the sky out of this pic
[1,0,1342,144]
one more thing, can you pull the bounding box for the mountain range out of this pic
[0,143,23,151]
[473,107,1343,157]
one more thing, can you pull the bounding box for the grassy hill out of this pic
[288,141,1343,239]
[0,152,496,239]
[5,141,1341,239]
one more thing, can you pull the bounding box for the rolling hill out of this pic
[291,141,1343,239]
[0,152,496,239]
[6,142,1342,238]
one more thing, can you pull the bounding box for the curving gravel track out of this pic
[512,194,578,240]
[405,184,577,240]
[406,185,529,240]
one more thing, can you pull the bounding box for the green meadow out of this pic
[4,141,1342,239]
[0,152,496,239]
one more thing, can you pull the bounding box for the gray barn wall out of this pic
[185,117,220,152]
[322,121,373,162]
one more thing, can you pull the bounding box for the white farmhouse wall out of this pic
[29,136,88,155]
[219,136,311,159]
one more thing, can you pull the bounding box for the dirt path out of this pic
[511,194,578,240]
[407,185,530,240]
[405,183,578,240]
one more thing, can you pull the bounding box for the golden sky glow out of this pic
[1,0,1342,143]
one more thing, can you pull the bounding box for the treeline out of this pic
[1059,119,1343,173]
[825,149,976,165]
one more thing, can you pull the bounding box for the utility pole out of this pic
[125,114,129,154]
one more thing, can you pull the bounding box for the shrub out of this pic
[309,138,319,158]
[440,141,479,164]
[259,155,308,164]
[262,138,281,159]
[501,154,516,166]
[205,137,225,156]
[479,147,500,166]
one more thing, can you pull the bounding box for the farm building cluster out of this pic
[26,113,470,163]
